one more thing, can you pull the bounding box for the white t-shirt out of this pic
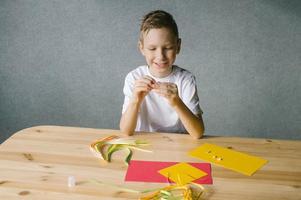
[122,65,202,133]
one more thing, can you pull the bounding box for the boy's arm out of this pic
[119,99,141,136]
[152,82,204,139]
[120,75,156,136]
[172,98,205,139]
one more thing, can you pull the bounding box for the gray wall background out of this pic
[1,0,300,143]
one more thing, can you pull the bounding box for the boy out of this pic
[120,10,204,139]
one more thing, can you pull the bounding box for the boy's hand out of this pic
[132,75,156,103]
[152,82,181,107]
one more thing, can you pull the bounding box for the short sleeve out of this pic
[122,73,135,114]
[181,75,203,115]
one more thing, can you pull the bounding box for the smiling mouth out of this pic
[155,62,168,68]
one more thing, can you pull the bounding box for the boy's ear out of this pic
[138,41,145,56]
[177,38,181,54]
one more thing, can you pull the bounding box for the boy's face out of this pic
[139,28,181,78]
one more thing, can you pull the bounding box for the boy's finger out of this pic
[142,75,156,84]
[135,83,153,90]
[135,85,151,92]
[137,78,155,86]
[154,83,169,90]
[153,87,177,96]
[156,83,178,91]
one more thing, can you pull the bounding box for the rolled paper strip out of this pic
[68,176,76,188]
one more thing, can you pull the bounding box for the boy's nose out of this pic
[156,49,165,59]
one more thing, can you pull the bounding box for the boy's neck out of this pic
[148,65,174,78]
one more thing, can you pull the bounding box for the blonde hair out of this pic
[139,10,179,42]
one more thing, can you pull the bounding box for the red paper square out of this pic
[124,160,212,184]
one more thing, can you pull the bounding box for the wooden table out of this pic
[0,126,300,199]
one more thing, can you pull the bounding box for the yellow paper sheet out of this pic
[158,162,207,185]
[189,143,268,176]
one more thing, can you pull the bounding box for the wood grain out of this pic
[0,126,300,199]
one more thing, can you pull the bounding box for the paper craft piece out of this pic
[158,162,207,185]
[125,160,212,184]
[189,143,268,176]
[140,182,205,200]
[90,135,150,165]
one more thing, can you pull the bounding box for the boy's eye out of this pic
[147,46,174,51]
[165,46,174,50]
